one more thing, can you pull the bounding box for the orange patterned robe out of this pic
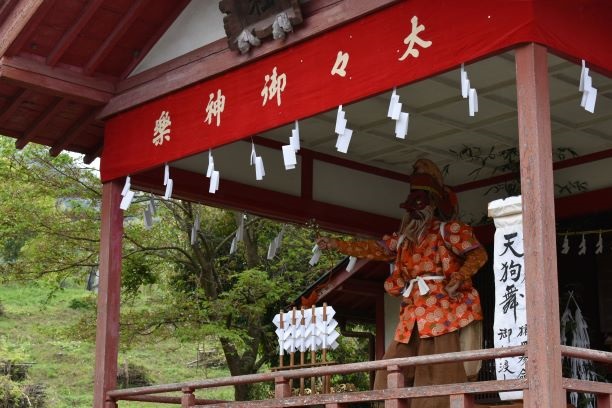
[336,220,483,344]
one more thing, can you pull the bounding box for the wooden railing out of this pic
[105,345,612,408]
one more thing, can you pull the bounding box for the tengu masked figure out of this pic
[317,159,487,408]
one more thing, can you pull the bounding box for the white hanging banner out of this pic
[488,195,527,401]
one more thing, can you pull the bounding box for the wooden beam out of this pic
[83,0,149,76]
[46,0,105,66]
[93,180,124,408]
[15,97,66,149]
[515,43,564,407]
[49,108,99,156]
[0,55,114,104]
[0,0,19,24]
[100,0,399,119]
[0,87,28,123]
[84,142,103,164]
[338,279,381,296]
[453,148,612,193]
[119,0,190,79]
[0,0,46,56]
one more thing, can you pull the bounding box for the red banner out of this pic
[101,0,612,182]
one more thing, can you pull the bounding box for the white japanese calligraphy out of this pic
[398,16,432,61]
[152,111,171,146]
[204,89,225,127]
[331,51,349,77]
[261,66,287,106]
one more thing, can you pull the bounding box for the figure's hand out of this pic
[444,279,461,299]
[316,237,337,251]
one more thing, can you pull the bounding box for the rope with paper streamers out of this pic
[273,304,340,395]
[558,228,612,256]
[560,291,606,408]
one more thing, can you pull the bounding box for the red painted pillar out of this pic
[515,43,563,407]
[93,180,124,408]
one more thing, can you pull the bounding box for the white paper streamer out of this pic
[335,128,353,154]
[290,121,300,151]
[561,235,570,254]
[282,145,297,170]
[148,195,156,215]
[121,176,131,197]
[164,164,169,186]
[346,256,358,272]
[143,207,153,229]
[190,225,197,245]
[309,244,321,266]
[273,305,340,354]
[335,105,347,134]
[119,190,135,210]
[395,111,409,139]
[163,178,173,199]
[206,150,215,178]
[229,236,237,255]
[468,88,478,116]
[209,170,220,193]
[595,233,603,254]
[579,60,597,113]
[578,234,586,255]
[255,156,265,180]
[461,64,470,98]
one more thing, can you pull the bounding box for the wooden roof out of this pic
[0,0,189,161]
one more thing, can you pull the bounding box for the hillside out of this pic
[0,284,232,407]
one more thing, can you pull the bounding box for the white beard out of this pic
[399,206,434,245]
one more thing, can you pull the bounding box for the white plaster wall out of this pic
[130,1,226,76]
[384,294,402,350]
[313,161,409,220]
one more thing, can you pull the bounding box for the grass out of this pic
[0,283,233,407]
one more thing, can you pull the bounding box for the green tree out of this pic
[0,136,339,400]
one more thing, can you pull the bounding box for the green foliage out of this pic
[447,144,583,198]
[0,134,345,399]
[67,295,96,311]
[116,362,154,388]
[0,284,233,407]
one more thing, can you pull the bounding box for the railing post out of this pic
[104,397,117,408]
[181,387,195,407]
[598,394,611,408]
[275,376,291,398]
[450,393,474,408]
[385,364,407,408]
